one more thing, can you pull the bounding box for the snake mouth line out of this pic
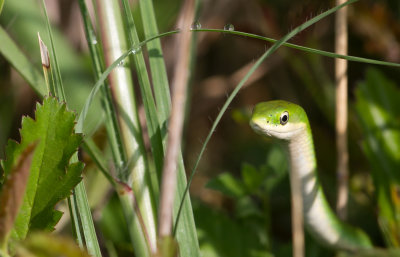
[250,121,305,138]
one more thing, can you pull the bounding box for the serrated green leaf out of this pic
[0,97,83,243]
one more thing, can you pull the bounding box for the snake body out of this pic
[250,100,372,251]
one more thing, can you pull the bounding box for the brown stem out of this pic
[290,163,304,257]
[335,0,349,220]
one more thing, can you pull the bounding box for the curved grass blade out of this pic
[76,31,178,133]
[174,0,360,231]
[194,28,400,68]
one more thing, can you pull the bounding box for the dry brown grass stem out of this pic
[290,168,304,257]
[158,0,195,238]
[335,0,349,220]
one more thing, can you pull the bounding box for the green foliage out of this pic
[355,68,400,247]
[207,146,287,198]
[194,201,273,257]
[203,146,288,255]
[1,97,83,242]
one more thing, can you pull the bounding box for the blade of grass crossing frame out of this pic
[196,29,400,68]
[174,0,360,231]
[121,0,164,183]
[40,1,102,256]
[77,0,127,171]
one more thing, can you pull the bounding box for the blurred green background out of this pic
[1,0,400,256]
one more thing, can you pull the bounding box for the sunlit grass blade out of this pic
[121,0,164,182]
[175,0,360,229]
[0,26,46,96]
[77,0,126,169]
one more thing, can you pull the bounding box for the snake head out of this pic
[250,100,309,140]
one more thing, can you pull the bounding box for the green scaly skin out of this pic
[250,100,372,251]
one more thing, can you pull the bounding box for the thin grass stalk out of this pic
[96,0,157,255]
[159,0,195,238]
[40,0,66,100]
[39,2,102,256]
[335,0,349,220]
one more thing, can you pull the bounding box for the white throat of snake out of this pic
[288,128,343,246]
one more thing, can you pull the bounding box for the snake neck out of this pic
[288,127,317,186]
[287,127,372,251]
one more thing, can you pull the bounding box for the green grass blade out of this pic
[77,0,127,173]
[175,0,360,229]
[121,0,164,181]
[0,26,46,96]
[195,29,400,68]
[139,0,172,121]
[40,0,66,100]
[67,197,84,248]
[73,182,102,257]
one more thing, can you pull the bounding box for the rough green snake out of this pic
[250,100,372,251]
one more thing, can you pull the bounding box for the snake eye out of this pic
[280,111,289,125]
